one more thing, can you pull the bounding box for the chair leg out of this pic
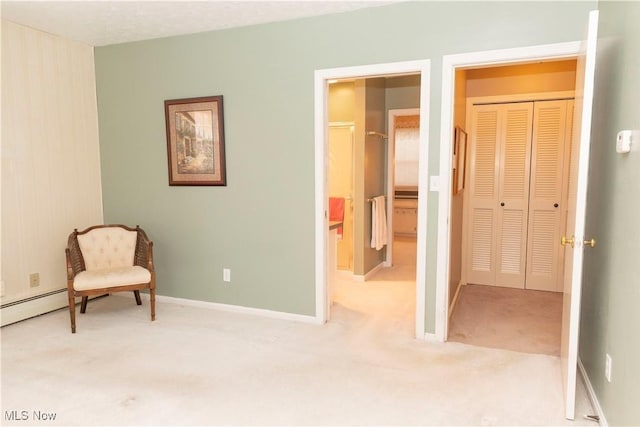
[80,296,89,313]
[150,287,156,321]
[134,290,142,305]
[68,290,76,334]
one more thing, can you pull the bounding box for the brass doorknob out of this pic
[561,236,575,248]
[584,238,596,248]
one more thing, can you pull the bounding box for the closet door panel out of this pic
[526,101,568,291]
[529,209,556,271]
[500,107,532,201]
[470,208,494,274]
[466,106,500,285]
[495,103,533,288]
[471,109,499,199]
[499,208,526,273]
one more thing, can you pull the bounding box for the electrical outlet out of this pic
[605,353,612,382]
[223,268,231,282]
[29,273,40,288]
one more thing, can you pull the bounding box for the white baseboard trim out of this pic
[423,332,441,342]
[117,293,323,325]
[1,289,70,327]
[448,281,464,318]
[578,357,608,426]
[353,262,385,282]
[336,262,385,282]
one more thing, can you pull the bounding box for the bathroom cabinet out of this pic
[393,199,418,236]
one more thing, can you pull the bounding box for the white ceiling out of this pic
[1,0,395,47]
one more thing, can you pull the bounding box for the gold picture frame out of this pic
[165,95,226,186]
[454,127,467,194]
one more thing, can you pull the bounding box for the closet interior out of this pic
[448,59,578,355]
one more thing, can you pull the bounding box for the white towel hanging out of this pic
[370,195,388,250]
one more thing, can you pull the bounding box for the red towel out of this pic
[329,197,345,237]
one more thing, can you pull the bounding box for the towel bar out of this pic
[367,196,386,202]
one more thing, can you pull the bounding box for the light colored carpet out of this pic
[1,294,597,426]
[2,239,596,426]
[449,284,563,356]
[1,295,598,426]
[331,236,417,336]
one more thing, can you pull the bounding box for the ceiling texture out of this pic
[1,1,395,46]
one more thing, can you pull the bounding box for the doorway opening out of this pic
[329,83,421,335]
[435,41,584,341]
[314,60,431,340]
[447,60,578,357]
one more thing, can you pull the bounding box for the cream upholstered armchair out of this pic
[65,224,156,333]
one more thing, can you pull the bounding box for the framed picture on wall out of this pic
[165,95,226,186]
[455,127,467,194]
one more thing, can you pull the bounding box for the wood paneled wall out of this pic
[1,21,103,310]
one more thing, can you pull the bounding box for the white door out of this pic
[560,10,599,420]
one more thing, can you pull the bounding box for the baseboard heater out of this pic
[1,288,69,327]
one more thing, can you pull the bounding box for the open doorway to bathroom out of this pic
[328,86,420,336]
[325,75,421,337]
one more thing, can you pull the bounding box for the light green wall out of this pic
[362,78,387,273]
[385,75,421,115]
[95,1,595,328]
[580,2,640,425]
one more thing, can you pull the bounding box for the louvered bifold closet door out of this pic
[494,103,534,288]
[466,105,501,286]
[526,100,569,292]
[466,103,533,288]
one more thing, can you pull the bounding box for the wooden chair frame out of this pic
[65,224,156,333]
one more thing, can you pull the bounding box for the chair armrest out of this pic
[66,230,86,280]
[134,226,154,272]
[65,248,75,280]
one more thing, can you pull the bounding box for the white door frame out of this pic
[386,107,421,267]
[436,41,581,341]
[314,60,431,339]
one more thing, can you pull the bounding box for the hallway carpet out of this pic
[448,284,563,356]
[331,236,417,337]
